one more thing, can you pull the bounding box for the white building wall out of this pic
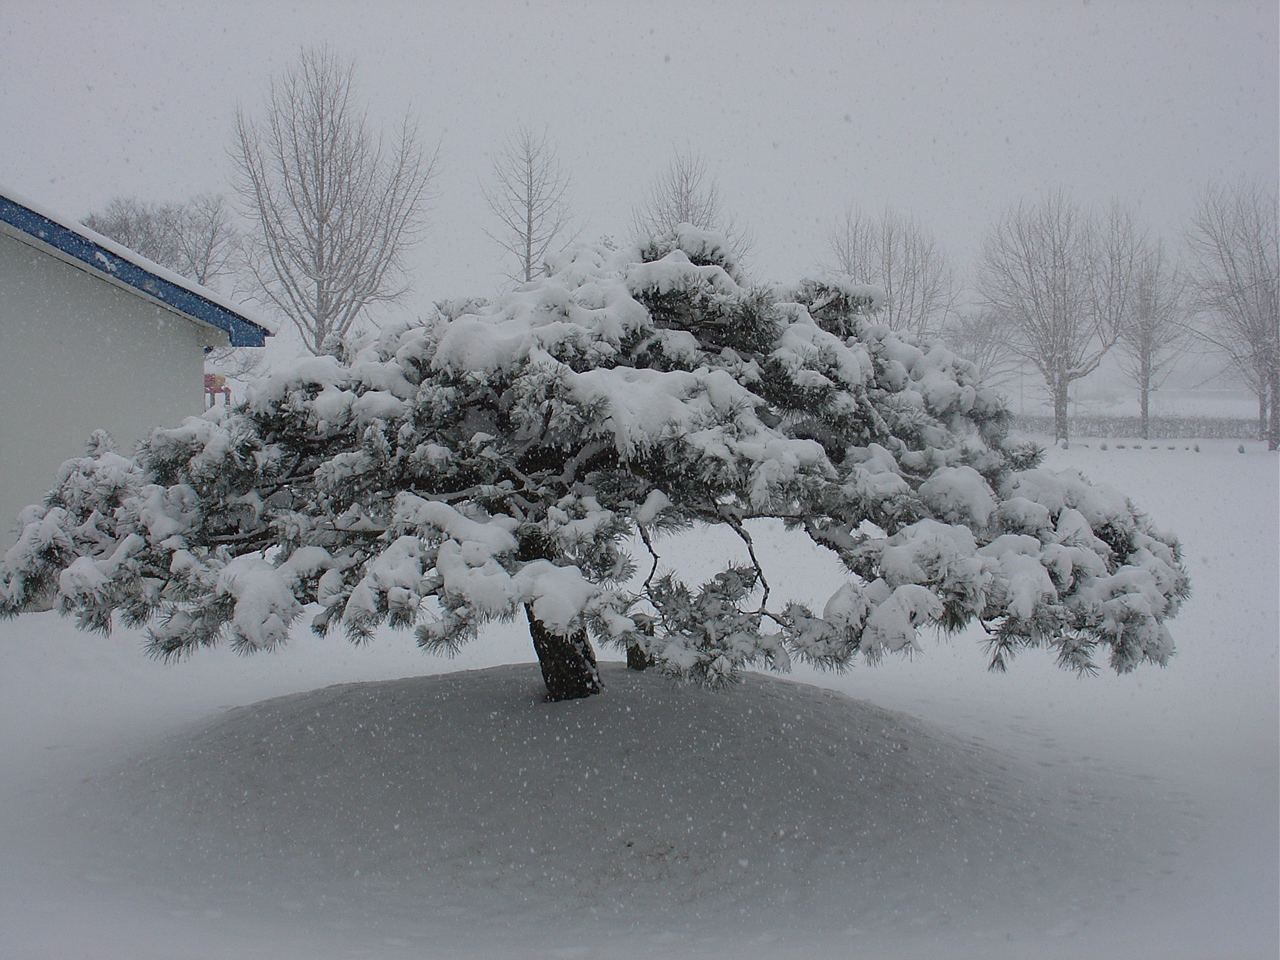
[0,230,222,547]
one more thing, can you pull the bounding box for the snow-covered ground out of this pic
[1,439,1275,959]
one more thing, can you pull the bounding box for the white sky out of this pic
[1,0,1275,327]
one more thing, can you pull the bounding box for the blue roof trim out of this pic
[0,194,270,347]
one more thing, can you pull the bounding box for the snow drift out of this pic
[0,439,1274,960]
[71,663,1178,959]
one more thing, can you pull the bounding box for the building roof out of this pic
[0,189,274,347]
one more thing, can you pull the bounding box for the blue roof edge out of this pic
[0,194,270,347]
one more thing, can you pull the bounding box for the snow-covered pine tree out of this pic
[1,226,1189,700]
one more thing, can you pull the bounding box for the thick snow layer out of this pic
[0,439,1275,960]
[69,666,1184,957]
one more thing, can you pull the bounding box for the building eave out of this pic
[0,193,272,347]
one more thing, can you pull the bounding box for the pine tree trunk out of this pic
[524,604,602,701]
[625,617,653,671]
[626,642,652,671]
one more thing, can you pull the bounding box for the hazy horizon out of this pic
[2,0,1274,407]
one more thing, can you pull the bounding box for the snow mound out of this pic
[77,664,1161,955]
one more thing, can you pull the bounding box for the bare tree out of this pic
[631,150,753,269]
[1115,240,1190,439]
[978,194,1145,441]
[169,194,242,288]
[482,126,574,283]
[84,194,258,378]
[191,193,265,378]
[232,46,438,355]
[85,194,241,289]
[84,197,183,268]
[1185,178,1279,449]
[940,307,1022,391]
[85,193,241,289]
[825,206,958,337]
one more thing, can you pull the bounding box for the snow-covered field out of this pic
[1,439,1275,960]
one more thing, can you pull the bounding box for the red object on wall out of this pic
[204,372,231,407]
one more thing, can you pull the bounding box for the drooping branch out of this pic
[723,513,770,612]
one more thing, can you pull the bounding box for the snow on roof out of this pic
[0,188,275,347]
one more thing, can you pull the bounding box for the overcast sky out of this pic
[2,0,1275,334]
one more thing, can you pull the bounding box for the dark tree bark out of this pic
[524,604,602,701]
[626,642,652,671]
[1268,359,1279,451]
[1052,380,1070,443]
[1139,354,1152,441]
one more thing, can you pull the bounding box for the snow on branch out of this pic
[1,227,1188,692]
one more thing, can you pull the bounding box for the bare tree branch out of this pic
[1184,178,1279,447]
[84,197,179,267]
[977,193,1145,441]
[1115,239,1192,438]
[631,150,754,270]
[232,46,439,355]
[171,194,242,288]
[939,307,1023,391]
[482,126,575,283]
[84,195,239,289]
[825,205,958,338]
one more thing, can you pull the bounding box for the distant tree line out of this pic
[81,46,1278,450]
[1011,415,1263,442]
